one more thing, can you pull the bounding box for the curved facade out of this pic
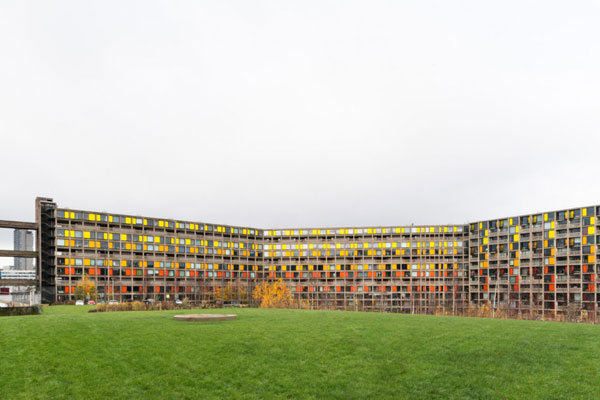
[36,198,599,315]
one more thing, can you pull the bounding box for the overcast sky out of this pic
[1,1,599,260]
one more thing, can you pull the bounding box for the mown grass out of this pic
[1,306,599,399]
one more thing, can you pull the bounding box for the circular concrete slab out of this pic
[173,314,237,322]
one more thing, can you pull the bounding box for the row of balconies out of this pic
[56,219,263,237]
[56,220,477,243]
[263,233,469,243]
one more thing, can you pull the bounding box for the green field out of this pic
[1,307,599,399]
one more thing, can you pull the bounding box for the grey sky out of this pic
[1,0,599,257]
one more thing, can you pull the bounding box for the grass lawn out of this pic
[1,307,599,399]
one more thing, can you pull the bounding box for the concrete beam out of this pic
[0,220,37,230]
[0,250,38,258]
[0,279,37,286]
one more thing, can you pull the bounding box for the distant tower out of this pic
[14,230,34,270]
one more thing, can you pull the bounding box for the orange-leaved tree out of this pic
[252,279,295,309]
[74,274,98,302]
[214,282,249,303]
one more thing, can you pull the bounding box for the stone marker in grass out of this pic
[173,314,237,322]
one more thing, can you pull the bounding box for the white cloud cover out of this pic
[0,1,599,262]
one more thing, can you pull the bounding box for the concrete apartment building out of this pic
[22,197,597,317]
